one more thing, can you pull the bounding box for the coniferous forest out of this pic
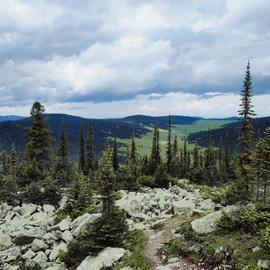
[0,62,269,270]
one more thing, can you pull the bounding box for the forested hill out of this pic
[122,115,203,129]
[0,114,148,157]
[0,114,204,157]
[187,116,270,150]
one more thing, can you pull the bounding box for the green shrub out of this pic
[261,225,270,250]
[24,177,61,206]
[218,206,270,233]
[138,175,156,188]
[64,206,127,269]
[113,230,150,270]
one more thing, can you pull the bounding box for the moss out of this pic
[113,230,150,270]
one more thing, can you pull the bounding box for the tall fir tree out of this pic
[252,128,270,203]
[24,101,51,178]
[10,143,17,192]
[166,115,172,174]
[79,124,85,173]
[55,120,69,184]
[112,136,119,172]
[204,129,216,185]
[85,121,94,175]
[148,125,161,174]
[238,61,256,199]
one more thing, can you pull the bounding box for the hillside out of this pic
[187,116,270,150]
[0,114,148,158]
[1,113,268,158]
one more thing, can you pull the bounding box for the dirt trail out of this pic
[143,215,201,270]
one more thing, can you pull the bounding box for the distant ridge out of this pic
[0,115,25,122]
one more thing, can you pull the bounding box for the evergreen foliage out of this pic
[238,61,256,200]
[54,120,69,185]
[85,120,94,174]
[78,124,85,174]
[166,115,173,174]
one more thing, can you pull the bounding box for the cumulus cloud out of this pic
[0,0,269,117]
[1,91,269,119]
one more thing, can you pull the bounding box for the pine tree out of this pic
[238,61,256,199]
[171,135,180,177]
[25,102,51,175]
[85,121,94,175]
[190,145,203,183]
[148,125,161,174]
[166,115,172,174]
[79,124,85,173]
[10,143,17,192]
[55,120,69,185]
[182,138,188,177]
[204,129,216,185]
[252,128,270,203]
[65,148,127,268]
[112,136,119,172]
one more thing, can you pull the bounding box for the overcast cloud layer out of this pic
[0,0,269,117]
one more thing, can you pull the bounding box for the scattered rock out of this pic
[49,242,67,261]
[72,213,101,235]
[258,260,270,269]
[22,249,36,259]
[31,239,49,252]
[76,247,126,270]
[0,232,12,250]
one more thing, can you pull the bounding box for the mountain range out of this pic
[0,114,269,158]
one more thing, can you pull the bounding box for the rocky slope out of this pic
[0,181,230,270]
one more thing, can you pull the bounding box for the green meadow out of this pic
[119,119,236,158]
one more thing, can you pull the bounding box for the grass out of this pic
[113,230,150,270]
[119,119,235,157]
[163,220,270,269]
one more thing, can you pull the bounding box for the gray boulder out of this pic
[31,239,49,252]
[76,247,126,270]
[0,232,12,250]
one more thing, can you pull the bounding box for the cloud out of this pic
[0,0,269,117]
[2,91,269,119]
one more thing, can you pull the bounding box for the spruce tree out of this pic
[85,121,94,174]
[190,145,203,184]
[10,143,17,192]
[166,115,172,174]
[252,128,270,203]
[148,125,161,174]
[55,120,69,185]
[204,129,216,185]
[79,124,85,173]
[64,147,127,268]
[112,136,119,172]
[25,101,51,175]
[238,61,256,199]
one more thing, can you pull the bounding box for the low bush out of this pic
[24,177,61,206]
[218,205,270,233]
[138,175,156,188]
[261,225,270,250]
[63,206,127,269]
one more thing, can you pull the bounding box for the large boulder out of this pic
[0,246,21,262]
[31,239,49,252]
[191,211,223,234]
[19,203,37,216]
[71,213,101,236]
[172,200,196,215]
[0,232,12,250]
[191,206,236,234]
[76,247,126,270]
[49,242,67,261]
[50,217,71,232]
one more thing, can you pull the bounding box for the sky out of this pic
[0,0,270,118]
